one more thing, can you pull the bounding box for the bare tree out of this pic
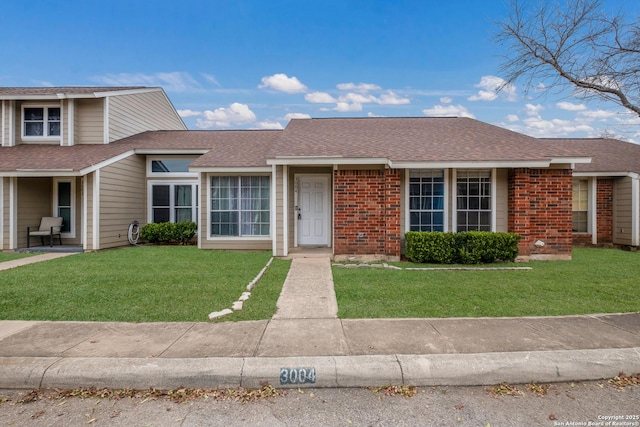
[496,0,640,117]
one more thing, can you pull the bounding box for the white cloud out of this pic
[259,73,307,94]
[578,109,618,119]
[367,112,385,117]
[440,97,453,104]
[524,103,544,116]
[335,102,363,112]
[284,113,311,120]
[557,101,587,111]
[336,82,381,92]
[177,109,201,118]
[506,114,519,122]
[196,102,256,128]
[378,91,410,105]
[423,104,475,118]
[305,92,336,103]
[92,71,204,93]
[257,121,284,130]
[468,75,516,102]
[200,73,221,87]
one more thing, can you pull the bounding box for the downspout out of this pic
[282,165,289,256]
[93,170,100,249]
[633,177,639,247]
[9,177,17,249]
[271,164,277,257]
[590,178,598,245]
[82,175,87,251]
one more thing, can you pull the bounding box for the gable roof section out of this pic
[538,138,640,176]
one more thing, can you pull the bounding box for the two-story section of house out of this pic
[0,87,187,251]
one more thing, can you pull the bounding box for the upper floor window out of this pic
[147,157,197,178]
[23,107,60,138]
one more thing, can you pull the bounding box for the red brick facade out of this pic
[333,169,401,258]
[508,168,573,258]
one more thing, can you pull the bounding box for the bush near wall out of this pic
[405,231,521,264]
[140,221,197,245]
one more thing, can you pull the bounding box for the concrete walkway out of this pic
[0,255,639,390]
[0,252,78,271]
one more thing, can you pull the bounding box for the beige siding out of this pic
[495,168,509,232]
[1,101,15,147]
[98,154,146,249]
[17,178,52,248]
[85,173,94,250]
[108,91,185,142]
[75,98,105,144]
[1,178,6,249]
[613,177,633,245]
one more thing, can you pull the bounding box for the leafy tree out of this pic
[496,0,640,117]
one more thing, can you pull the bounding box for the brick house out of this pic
[1,86,639,260]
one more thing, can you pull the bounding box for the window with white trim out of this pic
[150,183,198,223]
[23,106,60,138]
[409,170,445,231]
[210,176,270,237]
[54,179,73,235]
[456,170,491,231]
[572,179,588,232]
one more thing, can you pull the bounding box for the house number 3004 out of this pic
[279,367,316,384]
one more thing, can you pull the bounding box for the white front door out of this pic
[297,175,330,246]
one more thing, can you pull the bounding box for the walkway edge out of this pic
[1,347,638,390]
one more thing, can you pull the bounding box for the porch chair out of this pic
[27,217,63,248]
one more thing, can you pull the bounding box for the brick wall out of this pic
[596,179,613,244]
[509,168,573,257]
[333,169,401,258]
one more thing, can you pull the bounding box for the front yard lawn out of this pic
[0,247,289,322]
[333,248,640,318]
[0,251,37,263]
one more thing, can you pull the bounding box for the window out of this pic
[23,107,61,138]
[147,157,197,178]
[409,170,445,231]
[150,183,198,223]
[53,179,74,236]
[456,170,491,231]
[572,179,588,232]
[210,176,270,237]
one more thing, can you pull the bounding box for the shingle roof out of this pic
[277,117,556,162]
[3,117,638,175]
[538,138,640,175]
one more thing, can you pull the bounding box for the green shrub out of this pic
[140,221,197,245]
[405,231,521,264]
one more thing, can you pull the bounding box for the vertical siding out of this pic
[108,91,185,142]
[613,177,633,245]
[98,154,146,249]
[0,178,5,249]
[75,98,105,144]
[495,169,509,232]
[17,178,52,248]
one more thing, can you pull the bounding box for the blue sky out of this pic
[1,0,638,140]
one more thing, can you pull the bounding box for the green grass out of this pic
[333,248,640,318]
[0,252,37,263]
[0,246,288,322]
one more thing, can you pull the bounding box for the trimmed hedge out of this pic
[140,221,197,245]
[405,231,521,264]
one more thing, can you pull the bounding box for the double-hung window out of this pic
[456,170,492,231]
[572,179,588,232]
[23,106,61,138]
[150,183,198,223]
[409,170,445,231]
[210,176,270,237]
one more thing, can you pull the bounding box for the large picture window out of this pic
[456,170,491,231]
[150,183,198,223]
[572,179,588,232]
[210,176,270,237]
[23,106,61,138]
[409,170,445,231]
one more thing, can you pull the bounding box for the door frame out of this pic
[294,173,331,247]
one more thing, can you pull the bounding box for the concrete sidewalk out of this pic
[0,256,639,390]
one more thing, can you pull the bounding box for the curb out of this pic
[2,347,639,390]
